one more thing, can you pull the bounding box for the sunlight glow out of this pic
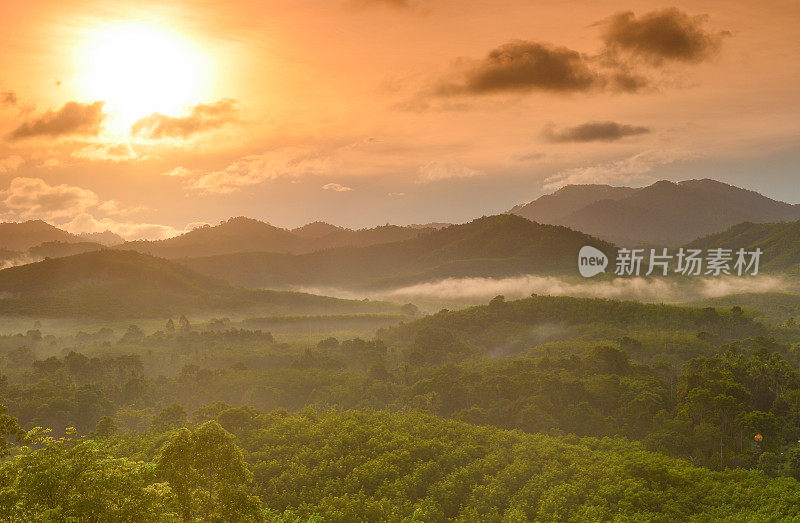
[77,22,210,134]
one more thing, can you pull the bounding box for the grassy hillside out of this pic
[181,214,614,289]
[0,250,397,318]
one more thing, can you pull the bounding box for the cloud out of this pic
[511,152,545,162]
[419,161,482,182]
[0,156,24,174]
[7,101,106,141]
[429,9,725,100]
[96,199,146,216]
[0,177,99,219]
[63,213,183,241]
[163,166,193,177]
[437,41,600,95]
[39,158,62,168]
[0,177,164,239]
[543,121,650,142]
[322,183,353,192]
[131,99,238,139]
[1,92,18,107]
[601,8,728,64]
[543,150,697,190]
[72,142,140,163]
[179,147,333,194]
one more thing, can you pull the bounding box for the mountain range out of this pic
[179,214,615,290]
[120,217,438,258]
[509,179,800,245]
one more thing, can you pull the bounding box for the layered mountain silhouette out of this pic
[0,217,441,266]
[78,230,125,246]
[510,179,800,245]
[0,220,83,251]
[0,250,395,318]
[180,214,614,290]
[291,221,345,239]
[121,217,437,258]
[0,221,124,267]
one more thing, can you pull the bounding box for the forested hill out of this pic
[5,408,800,521]
[228,409,800,521]
[180,214,614,289]
[0,249,395,318]
[380,294,765,363]
[688,220,800,273]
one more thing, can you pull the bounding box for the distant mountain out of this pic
[291,221,345,239]
[180,214,614,290]
[311,224,436,251]
[121,217,435,258]
[509,184,636,223]
[28,241,105,259]
[407,222,451,230]
[0,220,82,251]
[510,179,800,245]
[687,220,800,273]
[78,230,124,246]
[0,249,397,318]
[122,217,308,258]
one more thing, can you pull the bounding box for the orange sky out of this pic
[0,0,799,238]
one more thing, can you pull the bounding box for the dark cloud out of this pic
[511,151,545,162]
[434,40,654,97]
[131,99,238,139]
[608,71,650,93]
[602,8,728,64]
[438,41,600,95]
[544,121,650,142]
[1,92,18,107]
[7,101,105,141]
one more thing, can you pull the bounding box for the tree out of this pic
[122,324,144,342]
[489,295,505,308]
[94,416,117,438]
[759,451,780,477]
[152,404,187,432]
[166,319,175,333]
[317,337,339,350]
[0,404,24,456]
[156,421,259,521]
[401,303,420,316]
[0,429,170,521]
[178,315,191,333]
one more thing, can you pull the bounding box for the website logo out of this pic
[578,246,762,278]
[578,246,608,278]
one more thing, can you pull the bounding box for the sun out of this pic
[77,22,210,134]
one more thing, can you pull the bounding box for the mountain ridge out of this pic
[510,178,800,245]
[179,214,615,290]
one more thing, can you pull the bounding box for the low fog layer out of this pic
[380,275,789,303]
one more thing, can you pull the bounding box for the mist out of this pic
[380,274,789,303]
